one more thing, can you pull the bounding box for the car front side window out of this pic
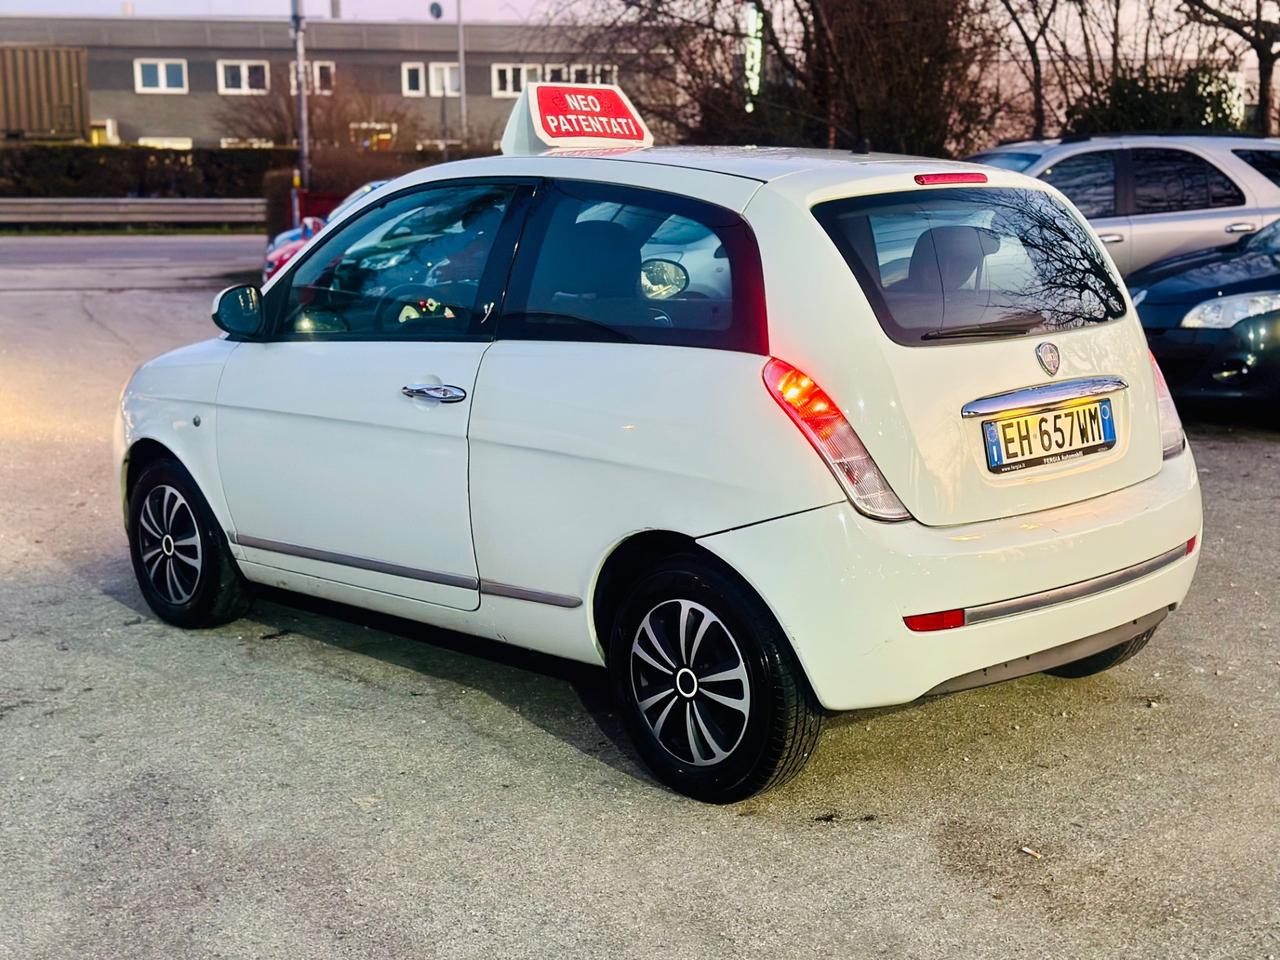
[276,183,521,341]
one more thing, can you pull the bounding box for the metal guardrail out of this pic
[0,197,266,224]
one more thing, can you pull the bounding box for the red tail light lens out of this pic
[1186,535,1197,556]
[1150,351,1185,459]
[904,609,966,632]
[914,172,988,185]
[763,358,911,521]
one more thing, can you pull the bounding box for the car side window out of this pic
[277,182,519,340]
[498,180,767,353]
[1233,149,1280,188]
[1131,148,1245,215]
[1038,151,1118,219]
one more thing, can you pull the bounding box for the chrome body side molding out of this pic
[961,376,1129,419]
[230,534,582,608]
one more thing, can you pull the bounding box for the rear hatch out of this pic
[809,182,1165,527]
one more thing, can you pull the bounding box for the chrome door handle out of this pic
[1225,222,1257,234]
[1098,233,1124,244]
[402,383,467,403]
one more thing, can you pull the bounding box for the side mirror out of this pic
[640,258,690,300]
[211,284,264,338]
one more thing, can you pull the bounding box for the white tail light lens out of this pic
[1150,351,1185,459]
[763,358,911,521]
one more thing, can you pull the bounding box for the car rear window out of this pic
[965,151,1041,173]
[812,187,1127,345]
[1234,149,1280,188]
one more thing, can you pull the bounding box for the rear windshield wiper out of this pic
[920,316,1045,341]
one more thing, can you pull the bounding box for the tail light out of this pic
[763,358,911,521]
[1150,352,1185,459]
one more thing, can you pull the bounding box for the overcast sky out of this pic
[0,0,548,22]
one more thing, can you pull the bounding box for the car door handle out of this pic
[1097,233,1124,244]
[402,383,467,403]
[1225,222,1257,234]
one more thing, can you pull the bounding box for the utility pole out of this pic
[291,0,311,190]
[456,0,468,145]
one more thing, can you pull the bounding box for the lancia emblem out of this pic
[1036,342,1061,377]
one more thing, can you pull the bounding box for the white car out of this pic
[114,86,1202,802]
[968,135,1280,274]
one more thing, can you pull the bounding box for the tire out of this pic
[607,553,823,803]
[127,458,253,628]
[1044,626,1157,679]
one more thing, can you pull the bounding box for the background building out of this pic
[0,15,617,148]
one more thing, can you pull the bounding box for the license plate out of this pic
[982,399,1116,474]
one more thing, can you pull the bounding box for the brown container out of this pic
[0,46,89,141]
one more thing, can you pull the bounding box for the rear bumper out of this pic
[698,447,1202,711]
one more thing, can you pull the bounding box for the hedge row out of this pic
[0,144,303,198]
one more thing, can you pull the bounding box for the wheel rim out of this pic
[137,484,202,605]
[629,599,751,767]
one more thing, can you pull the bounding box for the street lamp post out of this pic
[456,0,468,145]
[291,0,311,191]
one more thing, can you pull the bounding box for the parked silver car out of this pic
[968,135,1280,274]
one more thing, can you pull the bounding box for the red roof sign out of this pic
[501,83,654,155]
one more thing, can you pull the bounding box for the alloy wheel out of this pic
[629,599,751,766]
[136,484,203,605]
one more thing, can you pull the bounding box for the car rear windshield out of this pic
[812,187,1127,345]
[1234,149,1280,188]
[964,151,1041,172]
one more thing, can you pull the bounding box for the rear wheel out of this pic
[1044,626,1156,678]
[608,554,822,803]
[128,459,253,628]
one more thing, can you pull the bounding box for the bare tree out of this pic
[1181,0,1280,133]
[999,0,1060,138]
[556,0,1009,157]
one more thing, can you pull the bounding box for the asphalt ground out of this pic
[1,235,1277,959]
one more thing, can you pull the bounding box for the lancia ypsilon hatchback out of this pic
[114,85,1202,802]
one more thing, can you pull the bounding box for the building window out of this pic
[544,63,567,83]
[429,62,460,97]
[491,63,541,98]
[217,59,270,95]
[402,62,425,97]
[568,63,618,85]
[349,121,397,152]
[290,60,335,96]
[90,119,120,146]
[137,136,194,149]
[220,137,275,148]
[133,59,188,94]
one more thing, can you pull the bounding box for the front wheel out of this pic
[608,555,822,803]
[128,458,253,628]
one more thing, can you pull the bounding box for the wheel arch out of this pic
[120,435,234,540]
[590,529,803,676]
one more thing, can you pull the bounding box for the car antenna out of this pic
[851,136,871,155]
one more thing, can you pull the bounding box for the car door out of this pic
[1125,146,1253,271]
[1036,149,1131,274]
[216,179,532,610]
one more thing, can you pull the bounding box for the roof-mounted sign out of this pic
[500,83,654,155]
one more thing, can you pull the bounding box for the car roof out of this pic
[982,135,1280,153]
[517,145,979,183]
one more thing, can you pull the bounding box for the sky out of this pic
[0,0,549,22]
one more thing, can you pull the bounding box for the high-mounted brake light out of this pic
[1150,351,1185,460]
[914,172,988,186]
[763,358,912,522]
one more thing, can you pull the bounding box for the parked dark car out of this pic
[1130,218,1280,401]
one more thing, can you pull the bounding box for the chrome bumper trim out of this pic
[961,375,1128,419]
[964,541,1189,625]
